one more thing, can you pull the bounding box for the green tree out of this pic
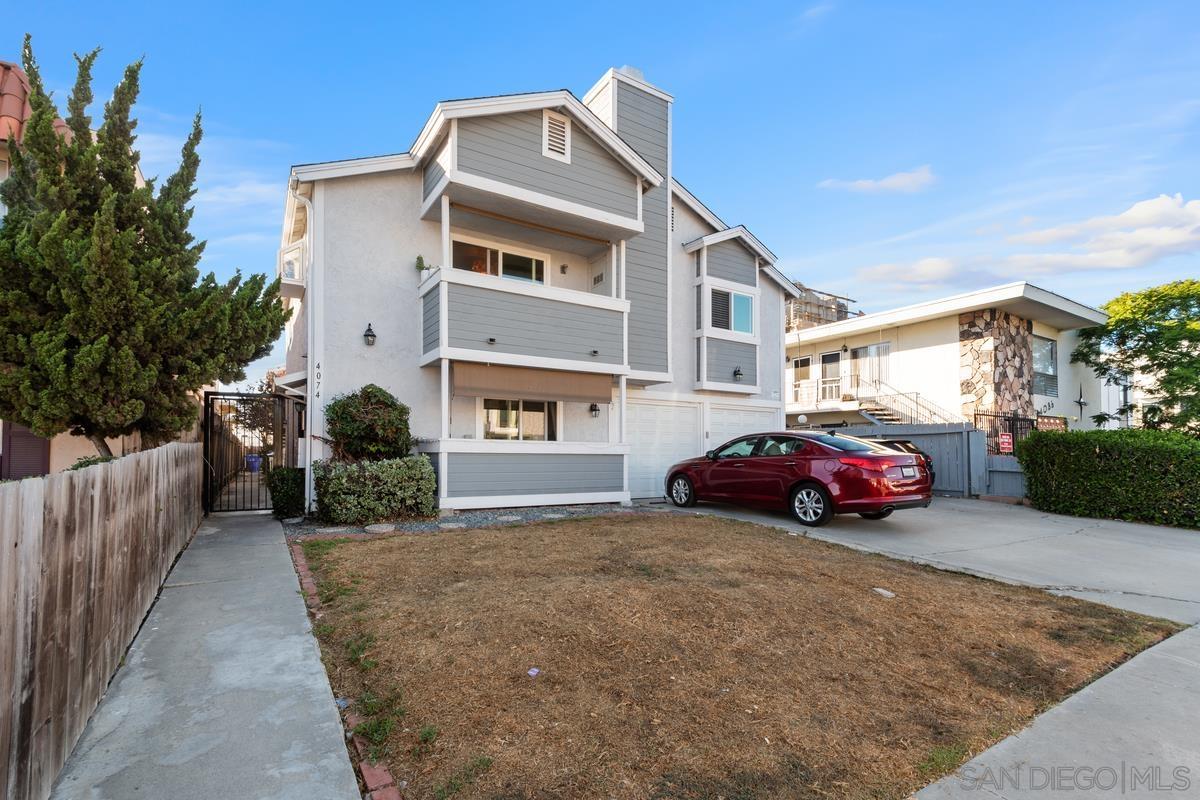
[0,37,289,456]
[1073,280,1200,435]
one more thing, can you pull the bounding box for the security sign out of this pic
[998,432,1014,454]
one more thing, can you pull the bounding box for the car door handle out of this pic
[784,461,796,466]
[732,463,745,468]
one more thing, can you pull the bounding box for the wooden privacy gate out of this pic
[203,392,303,512]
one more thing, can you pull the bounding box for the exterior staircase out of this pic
[855,378,965,426]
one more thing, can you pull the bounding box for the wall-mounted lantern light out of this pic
[363,323,377,346]
[733,366,744,382]
[560,263,569,275]
[589,403,601,417]
[591,349,600,357]
[841,344,849,353]
[487,337,497,345]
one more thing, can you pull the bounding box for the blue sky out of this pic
[9,1,1200,384]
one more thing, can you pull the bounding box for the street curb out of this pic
[289,543,405,799]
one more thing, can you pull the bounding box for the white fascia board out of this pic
[792,282,1106,344]
[694,381,761,395]
[583,68,675,105]
[762,265,801,298]
[420,347,630,375]
[682,226,776,264]
[291,153,417,182]
[671,179,726,230]
[411,91,664,187]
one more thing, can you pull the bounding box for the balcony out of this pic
[788,375,963,425]
[277,241,306,299]
[418,265,629,375]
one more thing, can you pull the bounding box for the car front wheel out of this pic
[790,484,833,527]
[668,474,696,507]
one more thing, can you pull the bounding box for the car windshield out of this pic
[799,433,880,452]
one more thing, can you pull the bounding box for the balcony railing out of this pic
[790,375,964,425]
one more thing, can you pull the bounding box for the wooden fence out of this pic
[0,442,202,800]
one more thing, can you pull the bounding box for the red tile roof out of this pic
[1,59,70,142]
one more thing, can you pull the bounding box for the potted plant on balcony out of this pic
[415,255,429,273]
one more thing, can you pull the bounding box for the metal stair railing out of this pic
[853,376,965,425]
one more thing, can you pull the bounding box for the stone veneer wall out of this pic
[959,309,1035,418]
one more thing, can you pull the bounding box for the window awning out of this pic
[452,363,614,404]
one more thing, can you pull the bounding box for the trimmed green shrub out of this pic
[313,455,437,524]
[1017,429,1200,528]
[324,384,413,461]
[266,467,306,519]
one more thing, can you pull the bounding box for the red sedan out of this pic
[665,431,932,526]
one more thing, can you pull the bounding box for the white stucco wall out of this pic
[1031,322,1103,429]
[313,171,442,457]
[788,316,961,414]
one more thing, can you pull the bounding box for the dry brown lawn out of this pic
[301,513,1179,800]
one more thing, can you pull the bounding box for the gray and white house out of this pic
[276,67,798,510]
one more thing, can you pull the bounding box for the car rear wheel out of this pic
[858,509,894,520]
[668,474,696,507]
[789,484,833,527]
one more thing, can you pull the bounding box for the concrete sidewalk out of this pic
[51,514,360,800]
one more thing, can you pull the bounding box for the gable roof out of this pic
[790,282,1106,344]
[293,90,663,187]
[672,179,800,298]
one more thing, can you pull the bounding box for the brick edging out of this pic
[289,543,404,800]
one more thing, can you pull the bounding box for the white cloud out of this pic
[195,179,280,208]
[802,2,834,20]
[857,257,958,286]
[1002,194,1200,272]
[818,164,936,194]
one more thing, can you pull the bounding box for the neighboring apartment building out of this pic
[784,282,1109,430]
[276,67,799,509]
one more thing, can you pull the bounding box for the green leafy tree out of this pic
[0,37,289,456]
[1073,280,1200,435]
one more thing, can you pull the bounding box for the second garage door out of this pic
[707,406,780,450]
[627,402,701,499]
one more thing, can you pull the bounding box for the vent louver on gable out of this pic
[542,110,571,163]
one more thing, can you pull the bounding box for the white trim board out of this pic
[420,347,629,375]
[440,491,631,511]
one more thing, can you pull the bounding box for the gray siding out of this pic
[456,111,638,218]
[446,452,624,497]
[422,290,440,353]
[446,283,623,364]
[423,150,445,199]
[615,82,670,374]
[706,240,757,286]
[706,339,757,385]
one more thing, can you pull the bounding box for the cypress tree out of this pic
[0,36,289,456]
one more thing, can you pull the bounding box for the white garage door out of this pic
[627,402,701,498]
[708,406,779,449]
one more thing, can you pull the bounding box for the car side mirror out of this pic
[705,450,717,460]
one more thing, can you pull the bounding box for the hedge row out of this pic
[1017,429,1200,529]
[313,455,437,524]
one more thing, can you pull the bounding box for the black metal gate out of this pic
[203,392,304,512]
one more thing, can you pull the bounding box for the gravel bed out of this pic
[283,502,657,539]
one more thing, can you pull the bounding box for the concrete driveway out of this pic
[668,496,1200,624]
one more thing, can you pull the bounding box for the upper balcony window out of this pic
[711,288,753,335]
[452,237,546,285]
[1033,335,1058,397]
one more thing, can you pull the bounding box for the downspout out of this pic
[289,175,317,513]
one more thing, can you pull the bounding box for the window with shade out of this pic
[483,399,559,441]
[452,239,546,285]
[711,289,753,334]
[1032,336,1058,397]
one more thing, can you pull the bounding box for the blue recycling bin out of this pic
[246,454,263,473]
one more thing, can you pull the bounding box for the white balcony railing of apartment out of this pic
[790,374,964,426]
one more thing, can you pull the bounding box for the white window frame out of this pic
[541,109,571,164]
[700,279,759,344]
[451,233,552,287]
[477,398,564,442]
[1032,335,1059,397]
